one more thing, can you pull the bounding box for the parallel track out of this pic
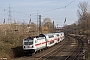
[37,36,84,60]
[13,36,84,60]
[36,36,74,60]
[65,36,84,60]
[13,36,70,60]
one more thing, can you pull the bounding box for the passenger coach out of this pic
[23,32,65,54]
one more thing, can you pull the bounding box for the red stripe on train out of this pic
[42,42,46,44]
[48,40,54,42]
[35,43,41,46]
[35,39,55,46]
[35,42,46,46]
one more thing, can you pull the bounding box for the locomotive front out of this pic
[23,37,36,54]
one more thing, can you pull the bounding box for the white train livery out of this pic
[23,32,65,54]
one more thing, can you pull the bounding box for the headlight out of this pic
[32,46,33,48]
[24,46,25,48]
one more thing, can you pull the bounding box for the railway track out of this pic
[35,36,76,60]
[65,36,84,60]
[13,36,84,60]
[36,36,84,60]
[13,36,70,60]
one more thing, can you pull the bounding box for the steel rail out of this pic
[37,36,71,60]
[65,36,83,60]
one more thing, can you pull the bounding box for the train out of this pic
[23,32,65,54]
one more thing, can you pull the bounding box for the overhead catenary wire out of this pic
[40,0,76,21]
[0,0,76,24]
[0,0,75,16]
[41,0,75,25]
[41,0,75,13]
[65,0,75,7]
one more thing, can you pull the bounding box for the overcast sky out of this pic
[0,0,90,27]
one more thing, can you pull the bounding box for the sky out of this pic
[0,0,90,27]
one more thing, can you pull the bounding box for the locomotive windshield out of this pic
[24,39,33,45]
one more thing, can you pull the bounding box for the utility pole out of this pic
[39,15,41,34]
[37,10,39,27]
[57,24,58,32]
[8,4,12,24]
[29,14,31,24]
[37,11,39,34]
[53,21,54,33]
[3,9,5,24]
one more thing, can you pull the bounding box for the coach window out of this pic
[49,35,54,38]
[57,34,59,36]
[35,40,38,43]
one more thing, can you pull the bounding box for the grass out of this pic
[86,36,90,60]
[0,34,26,59]
[0,23,90,59]
[0,24,38,59]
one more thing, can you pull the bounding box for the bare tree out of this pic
[77,1,89,34]
[42,18,53,33]
[77,1,88,18]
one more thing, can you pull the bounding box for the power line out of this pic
[41,0,75,13]
[65,0,75,7]
[0,0,76,20]
[42,7,65,13]
[0,6,37,16]
[0,0,75,15]
[41,0,76,25]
